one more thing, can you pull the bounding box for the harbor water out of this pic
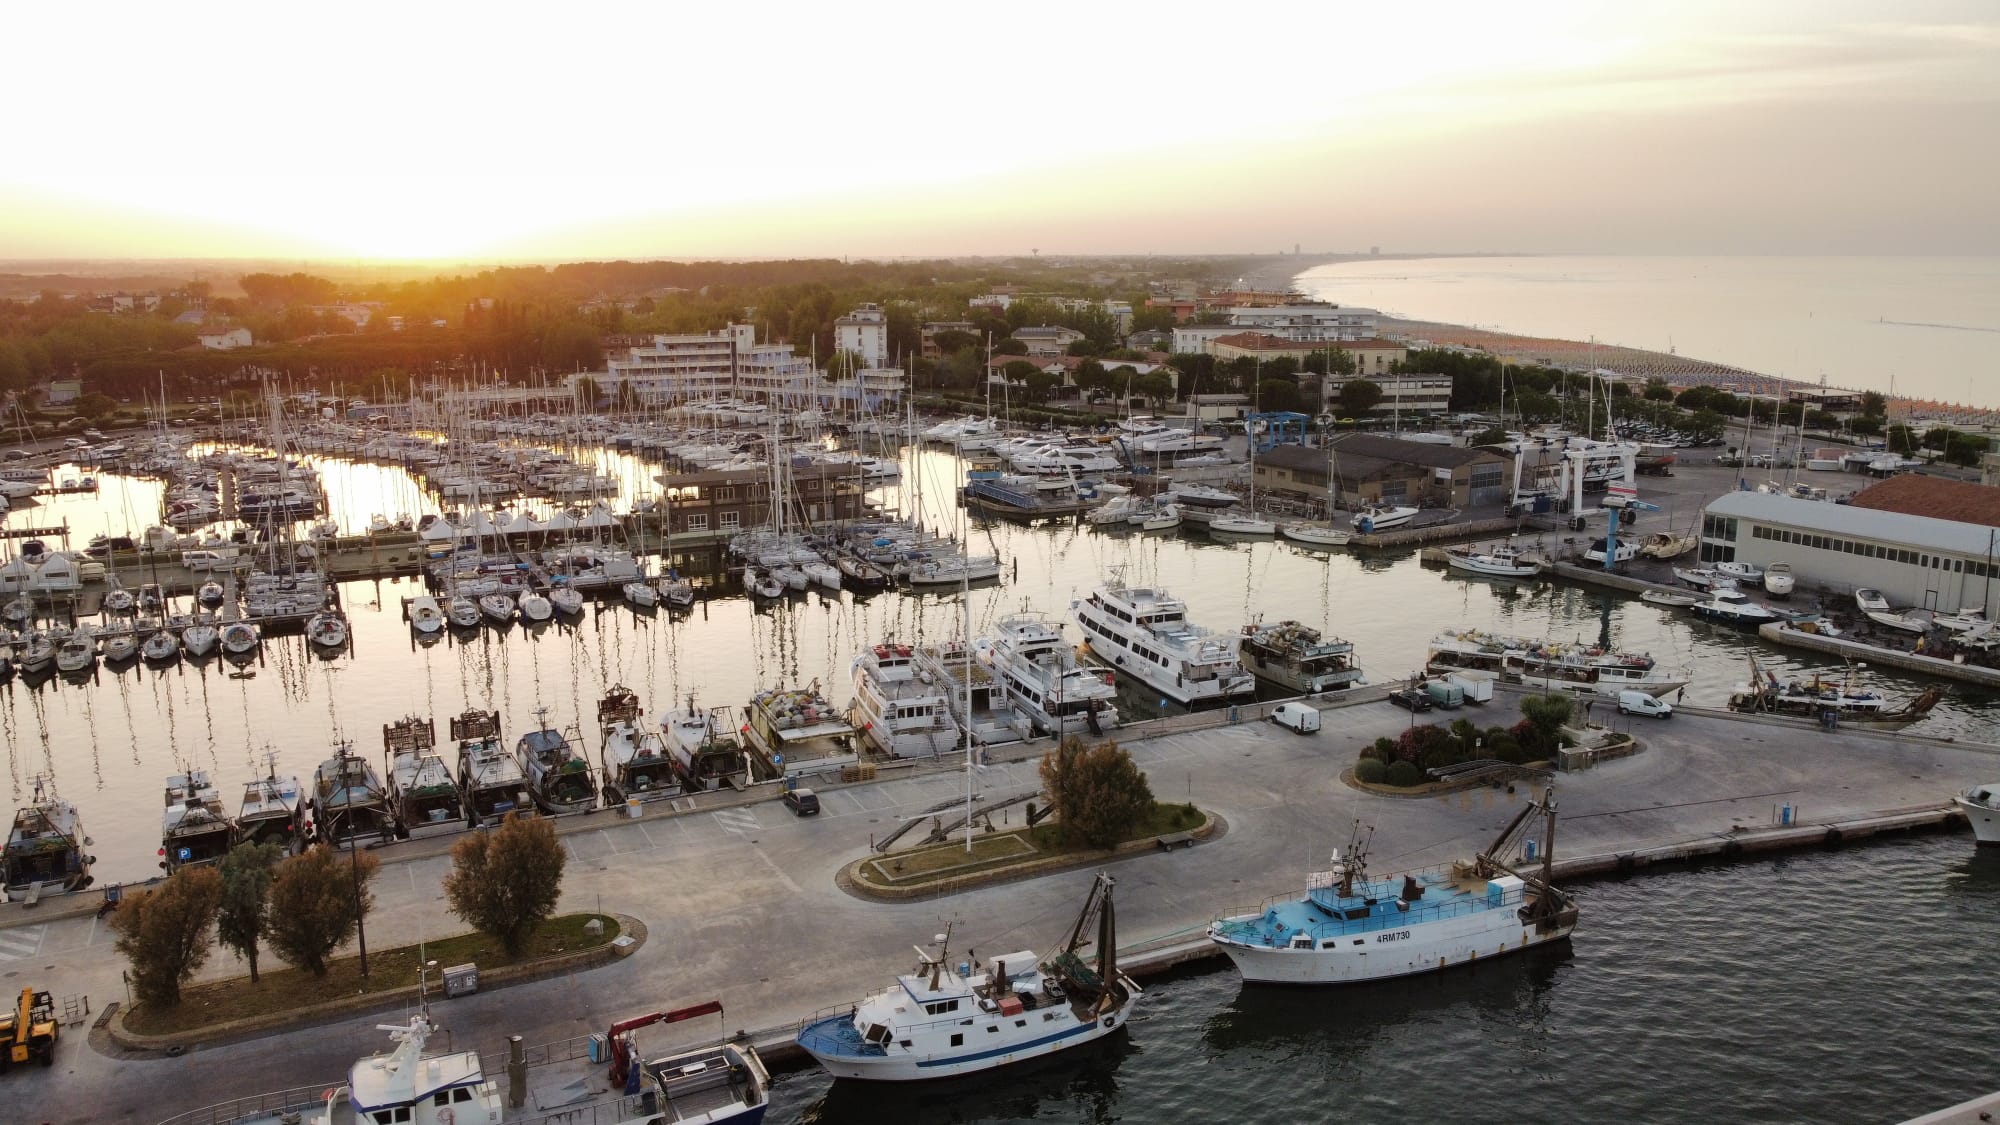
[771,833,2000,1125]
[6,445,2000,885]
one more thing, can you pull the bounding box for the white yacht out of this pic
[797,874,1137,1081]
[975,614,1121,738]
[1446,544,1542,578]
[1210,793,1578,984]
[1072,573,1255,704]
[849,642,960,758]
[1351,502,1418,533]
[1957,784,2000,845]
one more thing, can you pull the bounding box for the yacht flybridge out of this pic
[1072,572,1254,704]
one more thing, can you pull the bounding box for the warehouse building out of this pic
[1699,490,2000,613]
[1255,434,1513,513]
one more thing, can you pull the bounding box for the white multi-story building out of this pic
[1172,302,1381,354]
[594,324,831,406]
[1323,373,1452,417]
[834,303,889,369]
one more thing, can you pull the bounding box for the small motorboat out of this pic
[1716,560,1764,582]
[1350,503,1419,533]
[1762,563,1795,598]
[478,591,517,624]
[1583,541,1638,565]
[1957,783,2000,846]
[307,611,348,649]
[517,591,553,622]
[1691,588,1784,627]
[1641,588,1702,608]
[1856,588,1927,634]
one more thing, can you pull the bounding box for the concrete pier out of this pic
[10,693,1996,1124]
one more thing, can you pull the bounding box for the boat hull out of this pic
[1958,794,2000,845]
[1212,912,1573,985]
[798,999,1134,1082]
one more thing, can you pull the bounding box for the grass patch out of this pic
[1025,801,1203,852]
[875,833,1037,879]
[123,913,619,1037]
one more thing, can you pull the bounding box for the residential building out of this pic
[197,327,254,350]
[833,367,910,414]
[968,293,1013,315]
[1172,303,1381,354]
[1323,372,1451,416]
[1012,325,1084,357]
[1699,490,2000,613]
[597,324,830,406]
[45,379,83,406]
[1144,296,1199,324]
[1103,299,1134,334]
[834,303,889,369]
[1253,435,1512,513]
[920,320,976,360]
[1845,474,2000,525]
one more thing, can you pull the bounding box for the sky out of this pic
[2,1,1996,262]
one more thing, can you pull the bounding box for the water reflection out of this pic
[787,1034,1135,1125]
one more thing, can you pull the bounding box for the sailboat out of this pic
[1282,435,1353,547]
[1209,370,1274,535]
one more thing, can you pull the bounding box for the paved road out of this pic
[10,696,1994,1124]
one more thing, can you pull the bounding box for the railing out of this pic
[1211,884,1526,946]
[153,1083,328,1125]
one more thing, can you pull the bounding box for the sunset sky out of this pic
[3,1,1995,261]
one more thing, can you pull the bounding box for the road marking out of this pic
[636,822,658,849]
[749,843,803,894]
[599,830,621,855]
[712,807,761,836]
[0,923,46,962]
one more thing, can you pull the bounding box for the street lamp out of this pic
[337,740,370,978]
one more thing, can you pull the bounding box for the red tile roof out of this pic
[1848,473,2000,528]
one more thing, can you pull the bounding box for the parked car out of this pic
[1270,701,1322,734]
[782,787,821,816]
[1388,688,1433,712]
[1617,690,1673,719]
[3,450,28,461]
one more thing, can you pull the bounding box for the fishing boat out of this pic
[598,685,683,804]
[233,755,302,849]
[1762,562,1795,598]
[743,682,862,779]
[797,873,1138,1081]
[973,614,1123,739]
[1426,630,1686,697]
[382,715,462,837]
[550,585,586,617]
[161,770,233,872]
[478,591,516,624]
[1727,657,1943,729]
[310,745,396,845]
[516,707,597,814]
[517,589,554,622]
[1071,572,1255,705]
[452,709,533,827]
[1445,544,1542,578]
[1956,784,2000,845]
[306,610,348,649]
[3,779,93,899]
[1350,502,1418,533]
[661,702,750,790]
[849,642,962,758]
[54,627,97,674]
[1239,619,1364,694]
[1690,587,1786,627]
[408,595,445,635]
[220,619,261,657]
[1640,588,1701,608]
[1208,792,1578,983]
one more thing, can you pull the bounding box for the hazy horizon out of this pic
[4,2,1996,262]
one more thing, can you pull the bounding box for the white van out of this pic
[1617,691,1673,719]
[1271,702,1322,734]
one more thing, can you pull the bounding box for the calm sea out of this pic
[1293,256,2000,409]
[771,833,2000,1125]
[6,446,2000,885]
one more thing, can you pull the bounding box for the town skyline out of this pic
[3,2,1996,261]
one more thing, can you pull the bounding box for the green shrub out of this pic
[1355,758,1387,784]
[1370,736,1397,761]
[1384,761,1423,788]
[1449,718,1479,746]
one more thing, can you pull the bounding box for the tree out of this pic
[1860,391,1887,418]
[1134,370,1173,408]
[1023,369,1061,404]
[1338,379,1383,416]
[110,866,224,1007]
[1850,414,1885,437]
[1257,378,1299,413]
[993,338,1029,356]
[73,392,119,422]
[1038,736,1155,849]
[1469,425,1510,446]
[1945,432,1986,468]
[1072,357,1112,402]
[1519,694,1574,756]
[1643,379,1674,401]
[265,845,379,977]
[216,841,284,983]
[443,812,568,957]
[932,329,978,356]
[574,376,602,408]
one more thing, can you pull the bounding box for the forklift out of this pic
[0,988,58,1070]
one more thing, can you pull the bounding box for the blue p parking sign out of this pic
[177,847,192,861]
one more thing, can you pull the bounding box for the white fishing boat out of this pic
[1209,792,1577,983]
[3,779,94,898]
[306,611,347,649]
[478,591,517,624]
[1350,502,1418,533]
[1446,544,1542,578]
[220,620,261,657]
[797,873,1137,1081]
[517,590,554,622]
[407,595,445,634]
[1957,784,2000,845]
[161,769,234,872]
[1238,619,1364,694]
[849,642,961,758]
[660,702,749,790]
[232,756,301,849]
[383,715,460,837]
[1762,562,1795,598]
[453,709,534,827]
[975,614,1122,738]
[1072,571,1255,704]
[1427,630,1686,697]
[598,685,682,804]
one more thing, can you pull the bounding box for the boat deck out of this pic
[1213,866,1526,948]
